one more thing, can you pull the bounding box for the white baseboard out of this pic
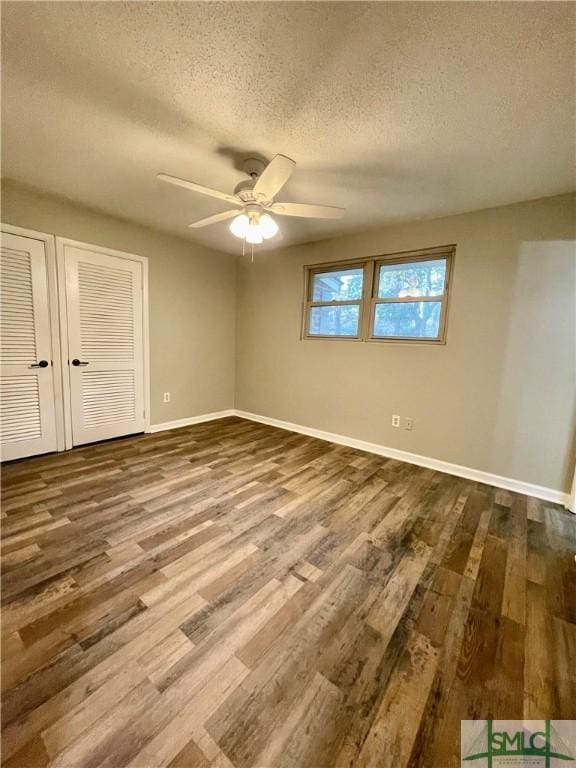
[234,409,570,507]
[149,409,235,433]
[148,407,570,507]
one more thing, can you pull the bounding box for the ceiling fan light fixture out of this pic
[229,213,250,238]
[229,210,278,244]
[245,225,264,244]
[259,214,279,240]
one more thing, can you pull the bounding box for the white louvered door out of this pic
[0,232,58,460]
[64,246,145,446]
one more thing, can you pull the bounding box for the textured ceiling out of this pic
[2,2,575,254]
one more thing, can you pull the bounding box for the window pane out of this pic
[312,268,363,302]
[309,304,360,336]
[373,301,442,338]
[378,259,446,298]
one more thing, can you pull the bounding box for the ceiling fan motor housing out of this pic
[234,179,257,196]
[243,157,266,178]
[234,158,269,199]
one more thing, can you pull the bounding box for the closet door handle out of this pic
[29,360,49,368]
[71,359,89,366]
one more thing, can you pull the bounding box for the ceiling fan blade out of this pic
[188,210,240,228]
[270,202,346,219]
[157,173,241,205]
[253,155,296,200]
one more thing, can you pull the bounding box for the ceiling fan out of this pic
[157,154,345,245]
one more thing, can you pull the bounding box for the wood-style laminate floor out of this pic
[1,417,575,768]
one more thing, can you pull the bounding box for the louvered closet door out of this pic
[64,246,145,446]
[0,233,58,460]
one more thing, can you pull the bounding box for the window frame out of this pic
[302,260,368,341]
[302,245,455,344]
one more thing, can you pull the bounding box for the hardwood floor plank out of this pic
[1,416,573,768]
[167,738,211,768]
[48,678,160,768]
[355,631,439,768]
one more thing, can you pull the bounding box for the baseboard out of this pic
[148,407,570,507]
[149,409,235,433]
[234,409,570,507]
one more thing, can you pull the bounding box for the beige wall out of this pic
[2,181,573,493]
[236,194,576,493]
[1,180,236,424]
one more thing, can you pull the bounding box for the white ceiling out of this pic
[2,2,575,254]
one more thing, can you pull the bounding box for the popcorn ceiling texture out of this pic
[2,1,575,254]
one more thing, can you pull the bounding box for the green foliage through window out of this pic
[373,302,442,338]
[312,268,363,302]
[309,305,360,336]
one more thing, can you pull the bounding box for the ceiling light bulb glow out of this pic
[230,210,279,244]
[259,214,279,239]
[245,225,263,245]
[230,214,249,238]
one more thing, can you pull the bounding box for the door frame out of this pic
[55,237,150,449]
[0,222,66,453]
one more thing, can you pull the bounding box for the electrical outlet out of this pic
[163,392,171,403]
[391,414,400,428]
[404,417,414,431]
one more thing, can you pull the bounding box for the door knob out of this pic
[71,359,89,366]
[28,360,49,368]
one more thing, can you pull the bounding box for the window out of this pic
[372,257,447,340]
[303,246,454,343]
[305,265,364,338]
